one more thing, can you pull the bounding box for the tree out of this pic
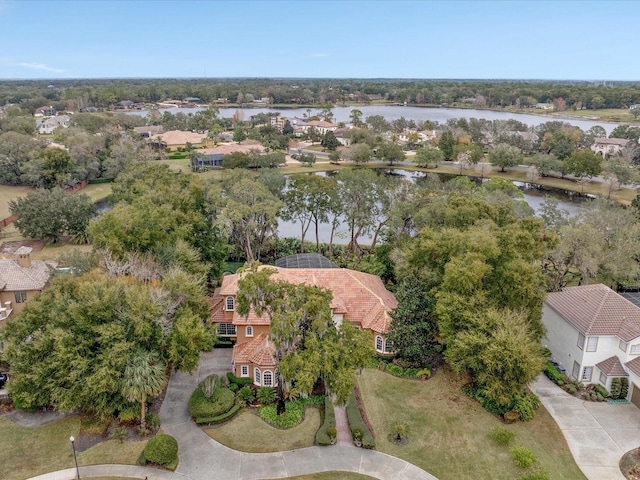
[0,132,43,185]
[23,147,75,189]
[298,153,316,166]
[438,131,456,161]
[350,109,363,127]
[233,126,246,143]
[386,278,440,366]
[365,115,391,133]
[455,151,471,174]
[337,168,377,254]
[376,142,406,166]
[345,143,372,165]
[282,120,294,135]
[564,149,602,185]
[321,131,340,151]
[121,351,166,431]
[414,146,443,168]
[488,143,523,172]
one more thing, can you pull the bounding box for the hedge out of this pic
[346,392,375,449]
[195,403,242,425]
[227,371,253,386]
[188,387,235,419]
[544,361,566,385]
[315,396,336,446]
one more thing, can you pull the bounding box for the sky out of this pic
[0,0,639,81]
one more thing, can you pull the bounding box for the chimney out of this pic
[15,246,32,268]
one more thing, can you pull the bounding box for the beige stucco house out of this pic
[591,137,630,158]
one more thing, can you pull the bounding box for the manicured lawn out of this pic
[553,108,639,123]
[357,368,586,480]
[204,407,321,452]
[0,415,146,480]
[265,474,376,480]
[81,183,113,202]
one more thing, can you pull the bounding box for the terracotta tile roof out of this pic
[149,130,208,146]
[626,357,640,377]
[232,333,276,367]
[306,120,337,128]
[594,138,630,146]
[545,284,640,341]
[209,292,226,323]
[0,259,56,291]
[198,143,265,156]
[218,266,397,334]
[596,356,628,376]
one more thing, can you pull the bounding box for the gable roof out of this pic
[198,143,265,156]
[149,130,208,146]
[233,333,276,367]
[594,138,630,146]
[0,258,56,291]
[545,284,640,341]
[626,357,640,377]
[596,356,628,376]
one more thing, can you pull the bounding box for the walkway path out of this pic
[530,375,640,480]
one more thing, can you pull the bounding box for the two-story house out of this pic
[210,254,397,387]
[542,284,640,407]
[591,137,630,158]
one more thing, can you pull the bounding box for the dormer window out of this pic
[226,296,235,311]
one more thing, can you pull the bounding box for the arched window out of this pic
[246,326,254,337]
[254,368,261,385]
[375,335,383,352]
[226,296,235,311]
[263,370,273,387]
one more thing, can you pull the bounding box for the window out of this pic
[577,333,585,350]
[582,366,593,382]
[14,291,27,304]
[632,344,640,354]
[218,323,237,336]
[263,370,273,387]
[254,368,261,385]
[572,361,581,380]
[599,372,607,386]
[375,336,383,352]
[384,338,394,354]
[246,326,254,337]
[586,337,598,352]
[226,296,235,311]
[620,340,628,352]
[241,365,249,377]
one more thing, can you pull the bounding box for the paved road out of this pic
[530,375,640,480]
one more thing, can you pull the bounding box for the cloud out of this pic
[17,62,65,73]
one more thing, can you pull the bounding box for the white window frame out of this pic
[14,291,27,304]
[632,344,640,354]
[263,370,273,387]
[384,338,394,354]
[254,368,261,386]
[577,333,585,350]
[582,366,593,382]
[375,335,384,353]
[572,361,581,380]
[225,296,235,311]
[241,365,249,377]
[586,336,598,352]
[620,340,628,352]
[246,326,254,337]
[218,323,237,336]
[599,372,607,386]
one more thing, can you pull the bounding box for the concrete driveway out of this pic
[530,375,640,480]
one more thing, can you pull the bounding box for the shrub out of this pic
[238,386,255,405]
[490,426,515,446]
[565,384,577,394]
[611,378,622,399]
[260,400,304,428]
[621,378,629,399]
[346,392,375,449]
[544,362,566,385]
[510,446,537,468]
[199,374,226,400]
[511,393,541,421]
[229,383,239,393]
[110,425,128,443]
[316,395,336,446]
[118,404,140,425]
[416,367,432,380]
[143,434,178,467]
[194,403,242,425]
[146,412,161,432]
[188,387,235,419]
[596,393,605,402]
[227,371,253,386]
[594,384,609,398]
[256,387,276,405]
[520,471,550,480]
[327,426,337,439]
[590,392,598,402]
[504,411,520,424]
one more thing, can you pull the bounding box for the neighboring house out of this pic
[79,106,99,113]
[114,100,135,109]
[334,127,353,146]
[300,120,338,135]
[191,143,266,170]
[535,103,554,110]
[542,284,640,407]
[591,137,630,158]
[182,97,203,104]
[0,247,56,322]
[398,129,437,145]
[210,254,397,386]
[132,125,164,138]
[34,106,56,117]
[148,130,211,151]
[38,115,70,135]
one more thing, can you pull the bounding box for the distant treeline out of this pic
[2,78,640,112]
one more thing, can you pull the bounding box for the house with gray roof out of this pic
[543,284,640,407]
[0,247,56,322]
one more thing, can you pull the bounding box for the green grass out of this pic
[551,108,639,123]
[357,368,586,480]
[204,407,321,452]
[81,183,113,202]
[265,474,376,480]
[0,185,32,219]
[0,415,146,480]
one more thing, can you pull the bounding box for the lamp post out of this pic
[69,436,80,479]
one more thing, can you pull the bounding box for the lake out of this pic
[127,105,620,135]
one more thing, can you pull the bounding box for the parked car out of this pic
[0,372,8,389]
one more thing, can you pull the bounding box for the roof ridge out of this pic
[589,284,610,333]
[344,269,386,309]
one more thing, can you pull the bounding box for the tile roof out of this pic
[198,143,265,156]
[0,258,56,291]
[626,357,640,377]
[596,356,628,376]
[305,120,337,128]
[594,138,630,146]
[215,266,397,334]
[545,284,640,341]
[149,130,208,146]
[232,333,276,366]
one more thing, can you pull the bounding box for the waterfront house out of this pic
[591,137,630,158]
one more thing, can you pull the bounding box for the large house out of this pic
[591,137,630,158]
[148,130,211,151]
[34,106,56,117]
[38,115,70,135]
[210,254,397,387]
[300,120,338,136]
[191,143,266,170]
[542,284,640,407]
[0,247,56,322]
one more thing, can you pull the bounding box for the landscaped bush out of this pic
[227,371,253,386]
[346,392,375,449]
[260,400,304,428]
[490,426,515,446]
[511,392,541,421]
[199,374,227,400]
[256,387,276,405]
[594,384,609,398]
[621,378,629,399]
[118,404,140,425]
[238,386,255,405]
[316,395,337,446]
[544,362,566,385]
[188,387,235,419]
[194,403,242,425]
[510,446,537,468]
[146,412,161,432]
[611,378,622,399]
[565,384,577,394]
[142,434,178,469]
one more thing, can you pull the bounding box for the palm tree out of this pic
[121,351,166,431]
